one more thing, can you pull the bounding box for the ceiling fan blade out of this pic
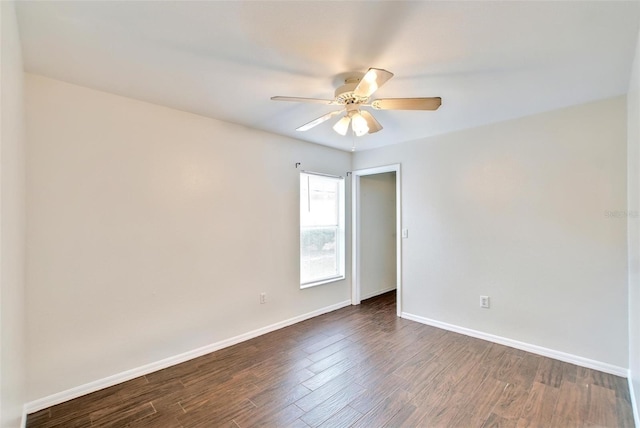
[296,110,343,132]
[271,96,336,105]
[360,110,382,134]
[353,68,394,99]
[371,97,442,111]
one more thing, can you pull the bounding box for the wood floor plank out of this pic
[32,380,132,428]
[293,332,332,351]
[251,366,315,392]
[349,387,412,428]
[453,361,493,397]
[511,354,541,390]
[492,382,530,421]
[177,398,256,428]
[410,372,457,411]
[561,359,579,383]
[349,342,424,390]
[307,348,354,374]
[615,396,636,428]
[482,412,518,428]
[234,402,303,428]
[348,374,407,415]
[316,405,363,428]
[287,418,311,428]
[517,381,559,428]
[125,409,184,428]
[380,402,419,427]
[90,401,156,427]
[249,382,312,409]
[118,378,185,407]
[549,379,589,427]
[38,414,92,428]
[303,333,347,354]
[392,349,437,380]
[306,338,356,363]
[587,384,618,427]
[301,358,355,390]
[48,381,131,418]
[613,374,633,403]
[395,359,444,395]
[299,382,365,427]
[25,291,634,428]
[534,357,565,388]
[495,353,524,384]
[144,359,203,385]
[178,375,259,413]
[451,378,508,427]
[415,402,464,427]
[577,366,618,389]
[294,371,358,412]
[24,409,49,427]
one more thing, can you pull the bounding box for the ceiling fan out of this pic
[271,68,441,137]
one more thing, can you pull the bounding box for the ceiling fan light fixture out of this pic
[333,116,351,136]
[271,67,439,139]
[351,112,369,137]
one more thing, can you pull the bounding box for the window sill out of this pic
[300,275,345,289]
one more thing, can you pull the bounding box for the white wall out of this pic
[354,97,629,369]
[360,172,396,300]
[25,74,351,401]
[627,26,640,425]
[0,2,27,427]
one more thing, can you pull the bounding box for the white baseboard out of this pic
[401,312,628,377]
[629,372,640,428]
[360,286,396,301]
[24,300,351,415]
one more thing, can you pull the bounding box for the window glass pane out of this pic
[300,226,338,284]
[301,175,338,227]
[300,172,344,286]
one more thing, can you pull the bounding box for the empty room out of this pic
[2,1,640,427]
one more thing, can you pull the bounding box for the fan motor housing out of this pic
[334,78,368,105]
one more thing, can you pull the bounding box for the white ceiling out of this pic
[15,1,640,151]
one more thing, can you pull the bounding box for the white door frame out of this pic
[351,164,402,317]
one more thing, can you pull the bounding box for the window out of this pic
[300,172,345,287]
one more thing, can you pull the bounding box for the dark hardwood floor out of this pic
[27,291,635,427]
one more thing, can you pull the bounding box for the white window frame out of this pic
[300,171,346,288]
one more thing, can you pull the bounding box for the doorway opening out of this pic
[351,164,402,317]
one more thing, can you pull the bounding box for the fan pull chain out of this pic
[351,128,356,152]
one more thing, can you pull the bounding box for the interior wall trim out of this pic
[23,299,352,415]
[401,311,628,377]
[360,286,397,301]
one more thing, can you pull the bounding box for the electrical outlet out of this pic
[260,292,267,304]
[480,296,490,308]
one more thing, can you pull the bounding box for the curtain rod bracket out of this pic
[295,162,301,169]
